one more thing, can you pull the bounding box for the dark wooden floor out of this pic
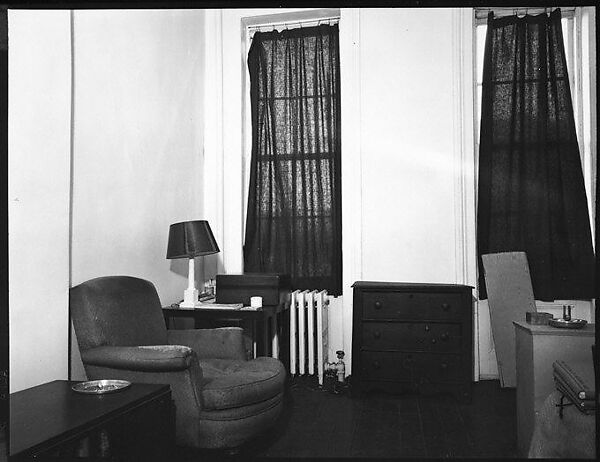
[175,377,517,460]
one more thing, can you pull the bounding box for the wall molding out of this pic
[203,10,225,277]
[452,8,479,380]
[451,8,477,291]
[452,8,469,287]
[339,8,362,374]
[68,10,75,380]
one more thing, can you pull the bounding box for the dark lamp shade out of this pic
[166,220,220,259]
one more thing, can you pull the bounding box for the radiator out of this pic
[289,290,330,385]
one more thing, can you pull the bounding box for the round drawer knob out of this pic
[431,338,437,344]
[373,331,381,339]
[374,301,383,310]
[373,360,381,369]
[424,325,430,332]
[441,303,450,311]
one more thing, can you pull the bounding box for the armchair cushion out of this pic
[199,357,286,410]
[82,345,195,372]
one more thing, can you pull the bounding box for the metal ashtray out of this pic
[71,379,132,394]
[548,304,587,329]
[548,318,588,329]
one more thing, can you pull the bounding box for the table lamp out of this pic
[167,220,219,308]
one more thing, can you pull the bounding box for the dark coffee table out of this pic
[10,380,174,461]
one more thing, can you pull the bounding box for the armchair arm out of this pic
[167,327,247,360]
[81,345,195,372]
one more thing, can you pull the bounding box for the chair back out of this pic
[70,276,168,351]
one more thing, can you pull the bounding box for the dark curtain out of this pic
[477,10,595,301]
[244,25,342,296]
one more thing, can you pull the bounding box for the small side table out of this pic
[513,321,595,457]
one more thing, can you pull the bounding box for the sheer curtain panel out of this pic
[244,25,342,296]
[477,10,595,300]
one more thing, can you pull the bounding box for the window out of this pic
[242,17,342,295]
[474,7,596,301]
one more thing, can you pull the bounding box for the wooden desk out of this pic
[10,380,174,461]
[163,304,287,362]
[514,321,595,457]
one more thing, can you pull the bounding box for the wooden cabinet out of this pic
[351,282,473,402]
[514,321,595,457]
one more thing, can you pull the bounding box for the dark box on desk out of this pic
[216,273,291,305]
[526,311,553,325]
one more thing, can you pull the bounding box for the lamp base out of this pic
[180,288,200,309]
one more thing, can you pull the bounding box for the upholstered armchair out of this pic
[70,276,286,450]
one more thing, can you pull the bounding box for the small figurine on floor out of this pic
[324,350,347,394]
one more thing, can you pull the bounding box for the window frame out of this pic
[473,6,596,310]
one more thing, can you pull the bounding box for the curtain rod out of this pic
[475,6,576,21]
[248,16,340,34]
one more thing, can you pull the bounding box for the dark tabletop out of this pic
[162,304,281,317]
[9,380,169,457]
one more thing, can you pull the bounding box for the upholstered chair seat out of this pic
[70,275,285,450]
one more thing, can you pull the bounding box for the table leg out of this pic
[263,315,270,357]
[272,314,279,359]
[252,319,257,359]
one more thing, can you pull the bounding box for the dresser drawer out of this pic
[362,322,462,353]
[360,351,462,383]
[362,291,464,321]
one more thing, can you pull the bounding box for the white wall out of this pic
[9,9,207,386]
[68,9,206,379]
[359,9,458,282]
[8,10,72,392]
[71,9,206,301]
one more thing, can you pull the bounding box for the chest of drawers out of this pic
[351,281,474,402]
